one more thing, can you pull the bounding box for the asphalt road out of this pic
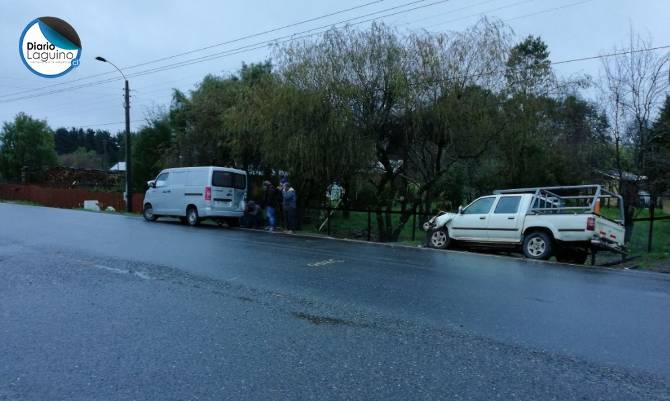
[1,202,669,401]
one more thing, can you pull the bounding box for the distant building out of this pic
[109,162,126,172]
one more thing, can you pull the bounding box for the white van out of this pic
[142,166,247,226]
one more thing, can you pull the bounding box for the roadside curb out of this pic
[235,226,639,273]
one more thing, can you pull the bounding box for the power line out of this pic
[1,0,452,104]
[2,0,386,98]
[503,0,593,23]
[53,44,670,131]
[553,45,670,65]
[425,0,537,29]
[397,0,500,27]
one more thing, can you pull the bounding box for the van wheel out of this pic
[143,204,157,222]
[523,231,552,260]
[428,228,450,249]
[186,206,200,227]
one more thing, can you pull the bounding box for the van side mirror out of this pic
[458,206,464,214]
[148,180,156,188]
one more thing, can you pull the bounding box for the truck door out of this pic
[450,196,496,241]
[487,196,523,242]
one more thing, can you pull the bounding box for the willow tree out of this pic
[277,20,512,241]
[278,23,410,239]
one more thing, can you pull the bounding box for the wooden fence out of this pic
[0,183,144,213]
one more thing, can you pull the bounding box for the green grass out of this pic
[300,209,425,243]
[628,219,670,268]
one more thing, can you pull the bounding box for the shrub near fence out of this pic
[0,183,144,213]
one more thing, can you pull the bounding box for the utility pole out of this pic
[124,79,132,213]
[96,56,133,213]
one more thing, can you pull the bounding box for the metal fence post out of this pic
[327,206,331,236]
[411,208,417,241]
[367,208,371,241]
[648,204,655,253]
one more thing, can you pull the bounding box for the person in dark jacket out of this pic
[261,180,279,232]
[241,201,262,229]
[281,182,297,233]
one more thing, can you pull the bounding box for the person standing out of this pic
[261,180,279,232]
[281,182,297,234]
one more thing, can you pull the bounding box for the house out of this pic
[109,162,126,172]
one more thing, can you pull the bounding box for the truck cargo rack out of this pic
[493,185,624,224]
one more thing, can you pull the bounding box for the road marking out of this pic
[93,264,150,280]
[307,259,344,268]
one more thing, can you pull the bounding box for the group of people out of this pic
[241,179,297,234]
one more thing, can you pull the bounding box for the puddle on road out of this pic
[292,312,356,327]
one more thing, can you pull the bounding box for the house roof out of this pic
[109,162,126,172]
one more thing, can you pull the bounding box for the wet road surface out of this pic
[1,203,669,400]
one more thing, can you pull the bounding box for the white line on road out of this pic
[307,259,344,268]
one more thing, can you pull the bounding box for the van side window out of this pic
[233,174,246,190]
[494,196,521,214]
[463,197,495,215]
[155,173,169,188]
[212,171,233,188]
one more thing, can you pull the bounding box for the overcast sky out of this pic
[1,0,669,134]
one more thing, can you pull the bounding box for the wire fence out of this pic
[630,212,670,256]
[299,207,433,243]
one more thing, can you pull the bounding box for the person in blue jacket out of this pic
[281,182,297,234]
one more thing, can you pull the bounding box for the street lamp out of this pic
[95,56,133,213]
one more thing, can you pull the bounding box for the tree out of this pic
[132,117,173,190]
[58,147,104,170]
[599,30,670,240]
[0,113,57,180]
[505,35,554,96]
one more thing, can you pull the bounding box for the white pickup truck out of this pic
[423,185,626,264]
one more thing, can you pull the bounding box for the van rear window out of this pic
[212,171,233,187]
[233,173,246,190]
[212,171,246,189]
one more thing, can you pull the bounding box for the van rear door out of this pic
[232,172,247,212]
[211,170,235,212]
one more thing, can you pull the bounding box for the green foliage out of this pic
[132,118,173,190]
[59,147,104,170]
[646,96,670,194]
[0,113,57,180]
[54,127,119,165]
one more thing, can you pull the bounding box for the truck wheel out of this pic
[186,206,200,227]
[523,231,552,260]
[143,204,157,222]
[429,228,450,249]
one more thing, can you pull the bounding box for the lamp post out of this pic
[95,56,132,213]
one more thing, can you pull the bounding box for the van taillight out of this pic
[205,186,211,202]
[586,216,595,231]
